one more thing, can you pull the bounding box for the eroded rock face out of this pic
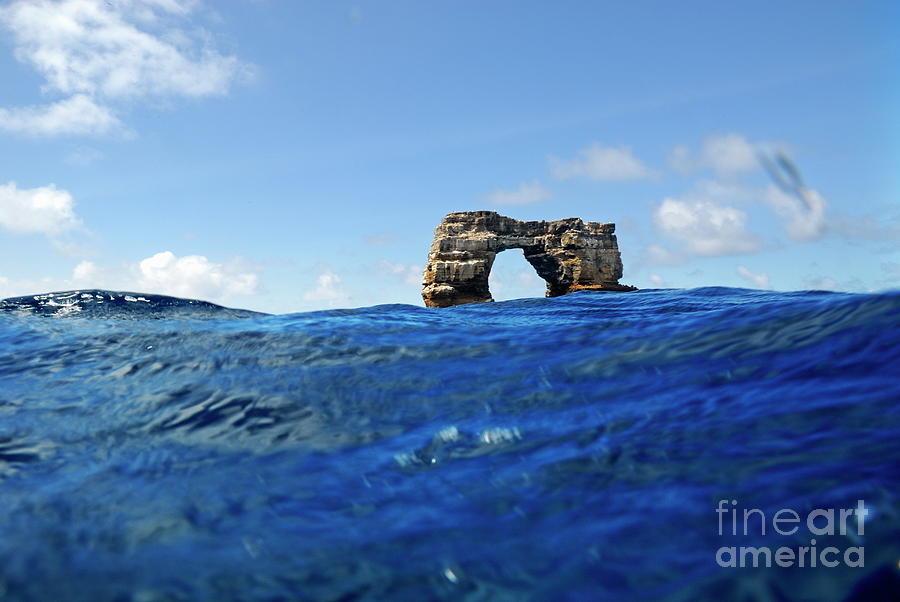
[422,211,635,308]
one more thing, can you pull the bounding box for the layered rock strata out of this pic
[422,211,635,308]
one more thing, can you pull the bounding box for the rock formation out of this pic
[422,211,635,308]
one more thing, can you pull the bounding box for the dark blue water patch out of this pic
[0,290,262,319]
[0,287,898,601]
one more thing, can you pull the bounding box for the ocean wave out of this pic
[0,287,898,600]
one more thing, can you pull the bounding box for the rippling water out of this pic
[1,288,898,601]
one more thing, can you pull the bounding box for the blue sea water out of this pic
[0,287,899,601]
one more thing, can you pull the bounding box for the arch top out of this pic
[421,210,635,308]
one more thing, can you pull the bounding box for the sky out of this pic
[0,0,897,313]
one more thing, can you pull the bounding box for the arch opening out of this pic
[488,248,548,301]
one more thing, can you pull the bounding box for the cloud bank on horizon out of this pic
[0,1,896,312]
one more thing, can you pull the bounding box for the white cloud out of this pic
[65,145,105,166]
[763,184,827,241]
[0,265,97,299]
[1,251,262,304]
[0,94,123,136]
[805,276,839,291]
[303,270,349,307]
[643,244,682,266]
[377,260,422,286]
[550,143,653,181]
[0,181,81,235]
[668,133,759,177]
[700,133,758,176]
[516,268,544,288]
[1,0,243,99]
[736,265,770,289]
[72,259,98,282]
[648,273,668,287]
[803,275,870,293]
[137,251,259,299]
[0,0,250,136]
[0,274,64,299]
[652,197,761,258]
[650,140,834,265]
[483,180,552,205]
[689,178,759,206]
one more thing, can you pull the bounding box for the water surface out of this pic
[1,288,898,601]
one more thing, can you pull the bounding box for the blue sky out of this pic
[0,0,897,313]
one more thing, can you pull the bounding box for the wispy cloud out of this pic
[303,270,349,307]
[736,265,770,289]
[700,133,759,176]
[483,180,552,205]
[668,133,759,177]
[0,94,123,137]
[0,0,251,136]
[377,260,422,286]
[364,233,397,246]
[831,213,900,248]
[65,145,105,166]
[805,275,839,291]
[648,273,669,287]
[550,143,654,181]
[802,274,870,292]
[881,262,900,287]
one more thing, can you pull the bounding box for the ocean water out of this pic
[1,287,899,601]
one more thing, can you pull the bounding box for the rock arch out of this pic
[421,211,635,307]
